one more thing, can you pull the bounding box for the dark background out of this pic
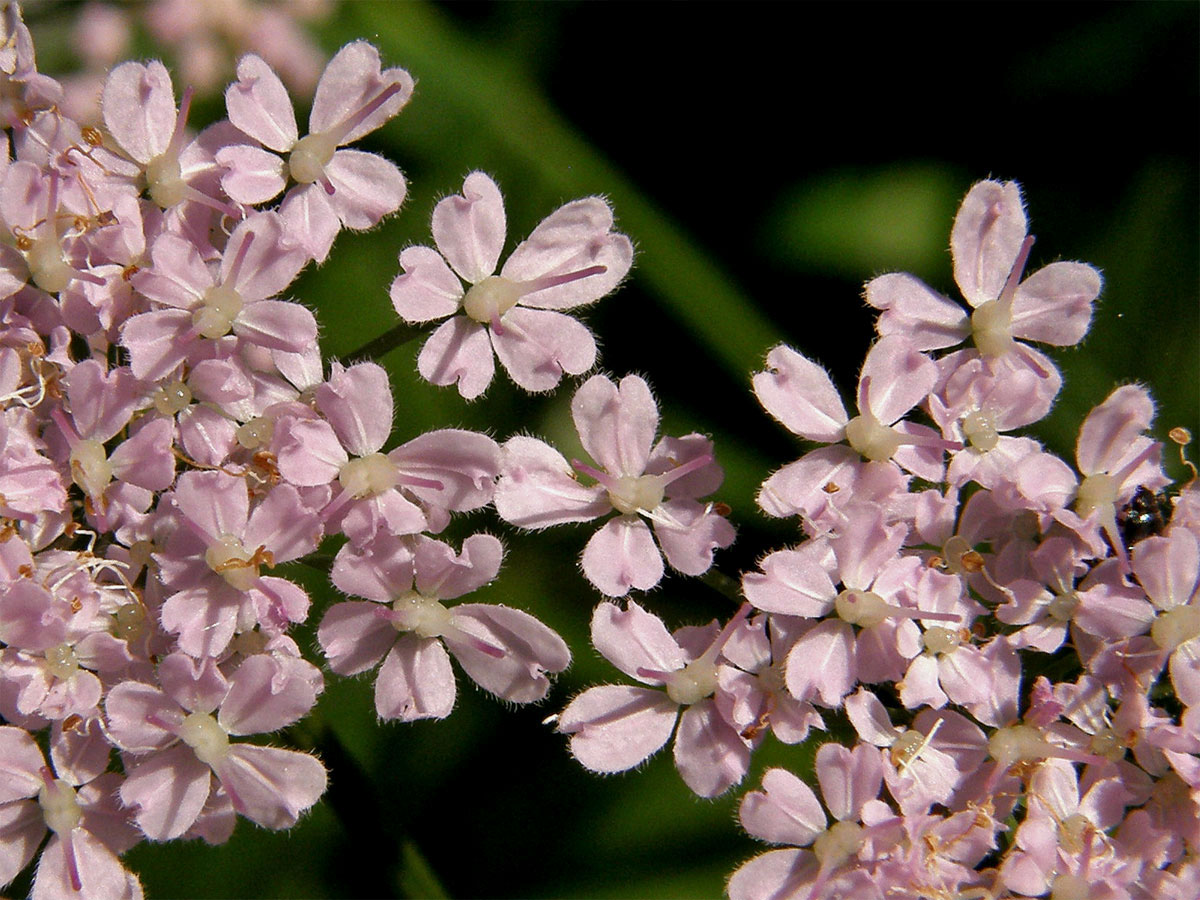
[24,2,1200,897]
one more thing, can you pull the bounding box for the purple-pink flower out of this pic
[390,172,633,398]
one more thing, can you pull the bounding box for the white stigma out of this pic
[970,299,1015,357]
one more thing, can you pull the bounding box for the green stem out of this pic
[338,319,426,366]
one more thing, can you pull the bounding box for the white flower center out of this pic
[146,152,187,208]
[236,416,275,450]
[970,299,1015,357]
[339,452,399,499]
[462,275,522,325]
[26,235,73,294]
[205,533,261,591]
[38,779,82,835]
[289,132,338,185]
[812,820,864,869]
[392,591,453,639]
[194,283,244,339]
[153,380,192,415]
[844,413,901,461]
[70,438,113,498]
[834,589,889,628]
[607,473,665,516]
[921,625,961,655]
[1151,604,1200,652]
[961,409,999,452]
[179,711,230,765]
[43,643,80,680]
[664,658,719,706]
[1075,473,1117,516]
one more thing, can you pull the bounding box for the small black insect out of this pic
[1118,486,1173,546]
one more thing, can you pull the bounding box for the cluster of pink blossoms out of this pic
[0,5,673,895]
[0,3,1196,898]
[554,180,1199,899]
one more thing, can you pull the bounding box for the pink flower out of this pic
[0,724,142,899]
[317,532,570,721]
[557,601,752,797]
[865,179,1102,427]
[274,360,500,542]
[496,374,734,596]
[218,42,412,261]
[729,744,890,900]
[104,652,326,839]
[123,211,311,382]
[390,172,633,398]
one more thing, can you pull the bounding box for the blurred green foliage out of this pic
[22,1,1199,898]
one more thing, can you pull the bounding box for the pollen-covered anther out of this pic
[462,275,523,326]
[153,380,192,415]
[339,452,400,499]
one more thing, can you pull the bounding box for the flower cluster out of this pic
[555,181,1199,898]
[0,7,647,895]
[1,3,1195,898]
